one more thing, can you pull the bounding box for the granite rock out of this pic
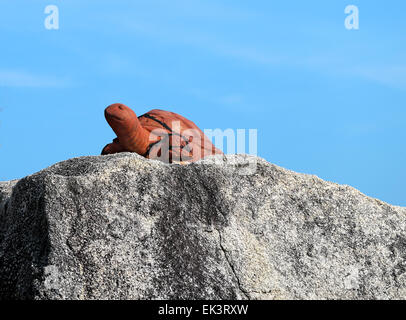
[0,153,405,299]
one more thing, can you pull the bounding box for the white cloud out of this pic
[0,70,71,88]
[217,94,243,105]
[92,3,406,92]
[350,66,406,90]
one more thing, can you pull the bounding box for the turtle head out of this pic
[105,103,137,125]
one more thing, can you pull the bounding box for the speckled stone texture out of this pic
[0,153,405,300]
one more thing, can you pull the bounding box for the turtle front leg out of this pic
[101,138,126,155]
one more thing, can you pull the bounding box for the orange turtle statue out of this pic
[101,103,223,163]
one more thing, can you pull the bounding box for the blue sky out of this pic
[0,0,405,206]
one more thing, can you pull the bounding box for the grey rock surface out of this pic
[0,153,405,300]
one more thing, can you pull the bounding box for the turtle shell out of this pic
[138,109,223,163]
